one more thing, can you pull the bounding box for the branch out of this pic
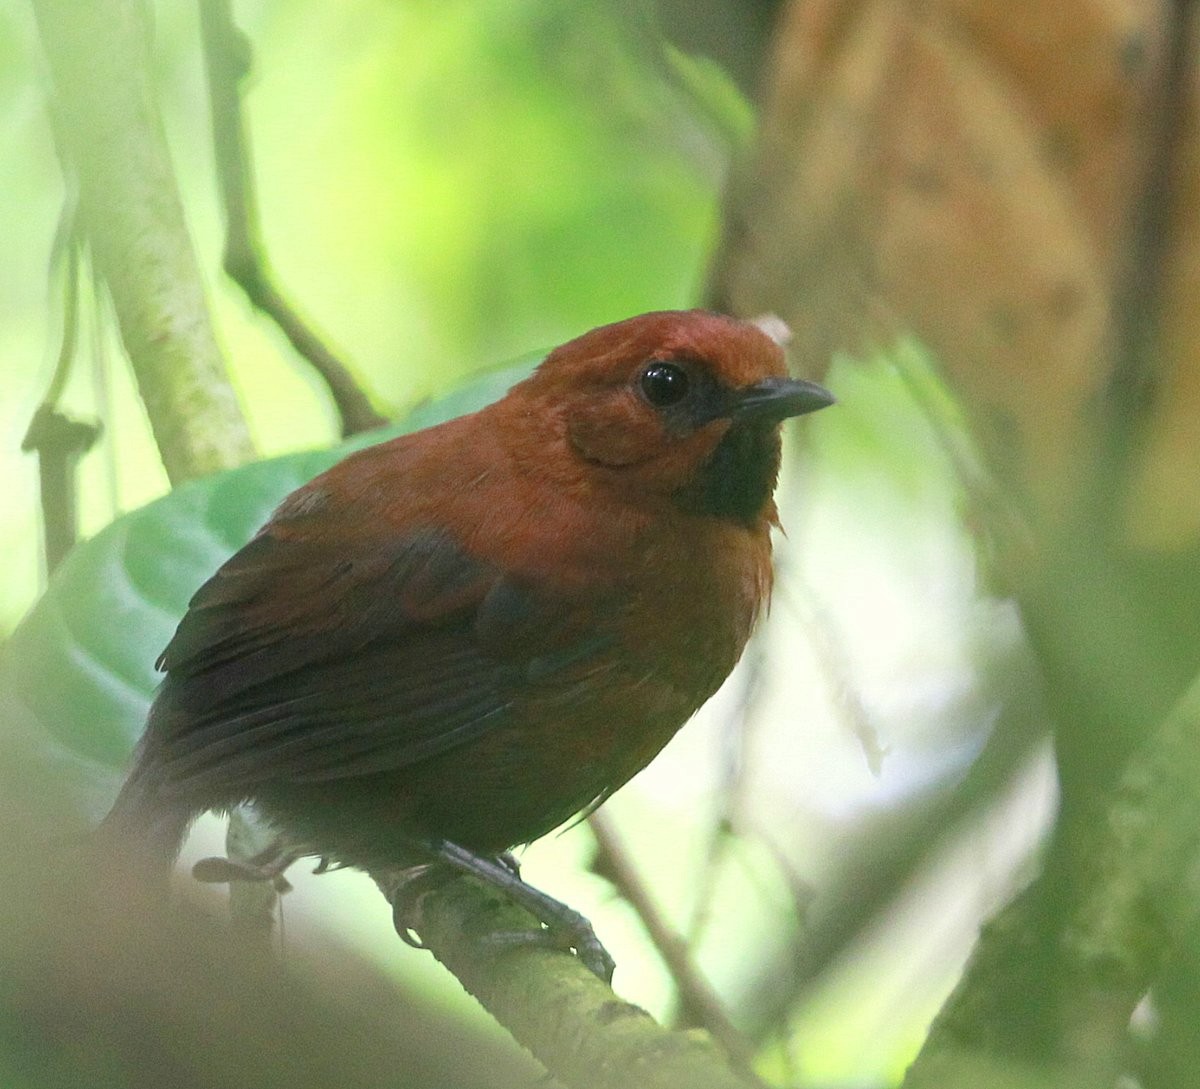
[23,236,103,571]
[396,872,756,1089]
[33,0,256,483]
[198,0,387,438]
[903,668,1200,1087]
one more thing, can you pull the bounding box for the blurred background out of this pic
[7,1,1194,1087]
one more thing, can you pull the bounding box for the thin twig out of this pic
[782,575,885,774]
[742,647,1047,1045]
[22,236,101,571]
[681,633,816,956]
[587,811,763,1078]
[46,233,81,408]
[22,408,100,573]
[685,635,766,946]
[198,0,387,438]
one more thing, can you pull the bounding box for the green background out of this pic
[1,3,1032,1084]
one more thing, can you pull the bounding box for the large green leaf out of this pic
[0,358,537,803]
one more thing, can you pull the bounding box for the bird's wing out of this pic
[149,521,596,796]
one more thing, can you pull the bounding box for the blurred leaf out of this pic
[0,357,537,788]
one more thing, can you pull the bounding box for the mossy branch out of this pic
[404,875,755,1089]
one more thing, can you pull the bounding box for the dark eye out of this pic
[639,362,690,407]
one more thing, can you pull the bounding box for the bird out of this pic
[98,309,834,978]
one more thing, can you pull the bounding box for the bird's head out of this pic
[502,310,834,526]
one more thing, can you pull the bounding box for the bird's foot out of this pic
[478,904,615,985]
[192,838,309,894]
[389,839,615,984]
[389,862,448,949]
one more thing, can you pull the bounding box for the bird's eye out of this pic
[639,362,690,407]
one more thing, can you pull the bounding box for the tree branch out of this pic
[1103,0,1200,470]
[32,0,256,484]
[23,236,102,571]
[22,405,101,572]
[34,0,272,936]
[397,873,756,1089]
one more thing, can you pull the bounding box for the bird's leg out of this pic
[389,837,615,983]
[192,836,305,893]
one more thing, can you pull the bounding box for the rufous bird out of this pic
[99,309,834,978]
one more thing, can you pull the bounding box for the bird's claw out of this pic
[480,918,615,984]
[563,921,615,984]
[389,863,449,949]
[535,901,615,983]
[495,851,522,878]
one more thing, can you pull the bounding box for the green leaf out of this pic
[0,357,538,798]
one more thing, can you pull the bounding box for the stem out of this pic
[32,0,266,928]
[32,0,256,484]
[198,0,387,437]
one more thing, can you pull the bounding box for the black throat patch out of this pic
[675,424,782,526]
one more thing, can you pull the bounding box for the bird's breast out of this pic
[366,469,777,852]
[514,516,772,791]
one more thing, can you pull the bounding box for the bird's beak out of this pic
[732,377,836,424]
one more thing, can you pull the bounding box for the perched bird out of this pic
[100,309,833,975]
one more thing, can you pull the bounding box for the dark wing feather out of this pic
[147,522,568,799]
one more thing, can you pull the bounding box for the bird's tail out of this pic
[92,761,193,883]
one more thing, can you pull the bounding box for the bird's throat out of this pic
[675,425,782,526]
